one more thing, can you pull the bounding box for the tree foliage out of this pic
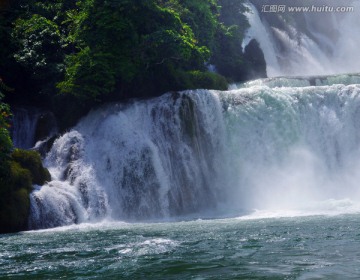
[13,15,62,77]
[1,0,253,120]
[57,0,216,100]
[211,0,250,81]
[4,0,251,103]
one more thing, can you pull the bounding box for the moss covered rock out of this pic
[185,71,228,90]
[243,39,267,80]
[11,149,51,185]
[0,149,51,233]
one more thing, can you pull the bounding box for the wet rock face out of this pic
[33,135,58,158]
[32,112,59,157]
[243,39,267,80]
[35,111,57,143]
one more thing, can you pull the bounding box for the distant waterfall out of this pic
[12,107,58,151]
[12,108,40,149]
[242,2,281,76]
[243,0,360,76]
[29,74,360,229]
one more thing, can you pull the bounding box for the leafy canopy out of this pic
[57,0,214,100]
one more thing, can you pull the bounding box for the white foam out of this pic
[236,199,360,220]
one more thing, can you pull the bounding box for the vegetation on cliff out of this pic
[0,0,265,127]
[0,149,51,233]
[0,81,50,234]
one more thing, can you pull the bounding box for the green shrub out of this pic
[0,160,32,233]
[8,161,32,191]
[0,187,30,233]
[185,70,228,90]
[0,149,51,233]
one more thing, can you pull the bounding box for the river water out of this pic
[1,214,360,279]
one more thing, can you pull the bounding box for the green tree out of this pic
[12,14,64,96]
[172,0,219,51]
[58,0,221,101]
[211,0,250,81]
[1,0,252,127]
[0,80,13,168]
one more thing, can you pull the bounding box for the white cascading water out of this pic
[243,0,360,76]
[29,75,360,228]
[222,78,360,216]
[29,93,226,229]
[242,2,281,76]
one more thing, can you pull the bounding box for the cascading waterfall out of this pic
[243,0,360,76]
[29,74,360,229]
[222,78,360,215]
[29,93,226,229]
[242,2,281,76]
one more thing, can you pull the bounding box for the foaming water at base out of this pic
[236,199,360,221]
[27,219,130,233]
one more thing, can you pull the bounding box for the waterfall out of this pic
[12,107,58,151]
[221,79,360,214]
[243,0,360,76]
[242,2,281,76]
[11,108,40,149]
[29,93,226,229]
[29,74,360,229]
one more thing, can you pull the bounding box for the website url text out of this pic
[261,5,354,13]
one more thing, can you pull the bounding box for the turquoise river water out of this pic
[1,213,360,279]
